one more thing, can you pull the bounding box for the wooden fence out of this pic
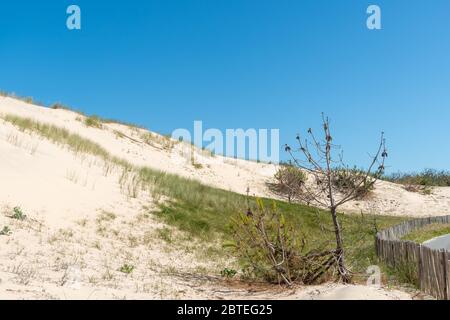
[375,215,450,300]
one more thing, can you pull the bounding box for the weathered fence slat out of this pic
[375,215,450,300]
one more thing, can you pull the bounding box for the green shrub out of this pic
[50,102,70,110]
[269,166,306,202]
[11,207,26,221]
[228,199,333,285]
[331,168,374,199]
[220,268,237,278]
[386,169,450,187]
[119,264,134,274]
[0,226,11,236]
[84,116,103,129]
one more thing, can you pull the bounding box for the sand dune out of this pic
[2,96,449,219]
[2,95,445,299]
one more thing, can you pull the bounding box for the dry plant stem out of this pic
[285,113,387,283]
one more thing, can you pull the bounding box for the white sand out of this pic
[1,96,449,219]
[0,96,441,299]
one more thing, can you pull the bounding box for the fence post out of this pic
[418,244,422,290]
[443,250,449,300]
[375,215,450,300]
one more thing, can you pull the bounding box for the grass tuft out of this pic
[84,116,103,129]
[10,207,27,221]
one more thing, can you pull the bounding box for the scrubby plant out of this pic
[384,261,419,288]
[385,169,450,187]
[0,226,11,236]
[228,199,334,286]
[119,264,135,274]
[23,97,34,104]
[220,268,237,279]
[192,161,203,170]
[0,91,46,106]
[84,116,103,129]
[11,207,26,221]
[385,169,450,195]
[269,165,306,203]
[402,184,433,195]
[330,168,375,200]
[140,132,174,150]
[157,227,173,243]
[50,102,69,110]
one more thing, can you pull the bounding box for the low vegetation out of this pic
[386,169,450,187]
[10,207,27,221]
[220,268,237,279]
[1,89,145,129]
[83,115,103,129]
[140,132,175,150]
[50,102,72,110]
[331,168,375,200]
[401,223,450,243]
[383,261,419,288]
[119,264,135,274]
[268,165,306,203]
[0,226,11,236]
[1,114,406,282]
[229,199,337,285]
[0,91,43,106]
[3,114,129,167]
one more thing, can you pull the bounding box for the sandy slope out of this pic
[1,96,449,218]
[0,96,276,199]
[0,95,441,299]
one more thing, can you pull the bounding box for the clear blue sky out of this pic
[1,0,449,172]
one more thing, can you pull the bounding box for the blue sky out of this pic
[1,0,449,172]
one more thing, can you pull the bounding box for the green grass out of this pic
[119,264,135,274]
[1,114,407,275]
[401,223,450,243]
[83,116,103,129]
[139,166,405,273]
[3,115,129,167]
[11,207,27,221]
[383,261,419,288]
